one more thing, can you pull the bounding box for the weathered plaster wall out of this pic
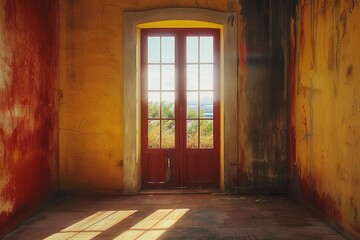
[0,0,59,236]
[59,0,231,191]
[60,0,291,193]
[290,0,360,237]
[236,0,290,193]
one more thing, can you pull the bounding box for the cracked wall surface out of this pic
[0,0,59,236]
[290,0,360,237]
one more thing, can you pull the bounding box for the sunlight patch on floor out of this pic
[44,210,136,240]
[114,209,189,240]
[43,209,188,240]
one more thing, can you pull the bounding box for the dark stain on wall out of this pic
[345,64,353,85]
[0,0,59,236]
[328,36,335,70]
[237,0,290,193]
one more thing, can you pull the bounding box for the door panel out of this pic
[143,151,176,184]
[185,150,216,186]
[141,29,219,189]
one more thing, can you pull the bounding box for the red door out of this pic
[141,29,220,189]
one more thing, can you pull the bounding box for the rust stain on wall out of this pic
[0,0,59,236]
[299,172,341,221]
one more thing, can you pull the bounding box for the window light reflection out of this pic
[114,209,189,240]
[44,210,136,240]
[43,208,188,240]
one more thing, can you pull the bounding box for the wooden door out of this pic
[141,29,220,189]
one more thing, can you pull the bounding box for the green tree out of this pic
[148,101,160,118]
[148,101,213,149]
[162,101,174,118]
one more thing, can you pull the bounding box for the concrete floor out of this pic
[3,194,347,240]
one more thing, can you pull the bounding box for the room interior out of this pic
[0,0,359,238]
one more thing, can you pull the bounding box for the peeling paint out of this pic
[0,172,13,214]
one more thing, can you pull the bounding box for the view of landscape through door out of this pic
[141,28,220,189]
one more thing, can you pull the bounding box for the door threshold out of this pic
[139,188,222,195]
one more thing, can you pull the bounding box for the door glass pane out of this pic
[148,65,160,90]
[200,120,213,149]
[186,37,198,63]
[162,92,175,118]
[162,120,175,149]
[186,64,198,90]
[148,37,160,63]
[200,64,213,90]
[200,92,213,119]
[187,120,198,148]
[187,92,198,118]
[148,120,160,148]
[161,65,175,90]
[200,37,213,63]
[161,37,175,63]
[148,92,160,118]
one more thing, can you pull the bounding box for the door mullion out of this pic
[178,30,186,187]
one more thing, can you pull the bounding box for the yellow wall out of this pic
[59,0,230,191]
[292,0,360,236]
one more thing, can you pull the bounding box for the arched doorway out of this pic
[123,9,237,193]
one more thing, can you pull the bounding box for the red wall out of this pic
[0,0,59,236]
